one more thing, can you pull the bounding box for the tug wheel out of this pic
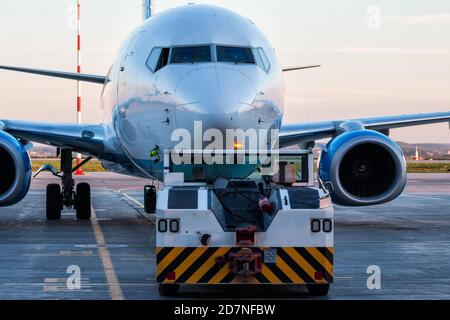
[306,284,330,296]
[158,284,180,296]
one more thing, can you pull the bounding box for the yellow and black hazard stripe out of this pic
[157,247,333,284]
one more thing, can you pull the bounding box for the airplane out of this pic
[0,3,449,221]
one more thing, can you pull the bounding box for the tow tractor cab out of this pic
[150,149,334,296]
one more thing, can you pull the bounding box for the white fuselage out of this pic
[101,4,285,180]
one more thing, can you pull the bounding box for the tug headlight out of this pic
[158,219,168,232]
[323,219,333,233]
[311,219,321,233]
[169,219,180,233]
[158,219,180,233]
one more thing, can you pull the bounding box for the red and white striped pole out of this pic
[75,0,84,175]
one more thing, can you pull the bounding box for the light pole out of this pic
[75,0,83,175]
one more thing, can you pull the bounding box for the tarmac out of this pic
[0,172,449,300]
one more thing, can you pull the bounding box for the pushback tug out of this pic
[144,149,334,296]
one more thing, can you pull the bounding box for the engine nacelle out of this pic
[0,131,32,206]
[319,130,406,206]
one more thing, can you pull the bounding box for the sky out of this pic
[0,0,449,143]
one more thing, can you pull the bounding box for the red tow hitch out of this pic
[230,226,261,276]
[229,248,262,277]
[236,225,257,245]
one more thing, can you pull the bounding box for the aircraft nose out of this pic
[169,66,280,151]
[174,66,257,124]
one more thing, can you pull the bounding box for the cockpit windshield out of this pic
[217,46,255,64]
[170,46,212,64]
[148,45,264,73]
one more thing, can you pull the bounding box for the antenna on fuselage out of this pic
[142,0,152,20]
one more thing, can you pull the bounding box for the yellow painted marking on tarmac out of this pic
[156,247,185,276]
[43,286,58,292]
[208,263,229,284]
[261,265,283,284]
[306,247,333,276]
[186,247,229,284]
[43,278,64,292]
[91,206,124,300]
[284,247,317,281]
[172,247,207,280]
[277,256,305,284]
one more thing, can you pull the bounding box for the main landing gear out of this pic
[45,149,92,220]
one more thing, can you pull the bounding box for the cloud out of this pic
[383,14,450,25]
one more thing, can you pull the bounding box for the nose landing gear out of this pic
[44,148,92,220]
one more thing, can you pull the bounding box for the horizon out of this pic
[0,0,449,143]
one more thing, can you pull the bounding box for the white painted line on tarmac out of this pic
[402,194,443,200]
[90,206,124,300]
[114,191,155,224]
[117,187,146,192]
[121,193,144,208]
[334,276,354,280]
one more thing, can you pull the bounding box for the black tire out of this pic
[144,185,157,213]
[306,284,330,296]
[158,284,180,296]
[75,183,91,220]
[46,184,62,220]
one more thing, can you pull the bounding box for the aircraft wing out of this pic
[279,111,450,147]
[0,120,108,157]
[0,65,107,84]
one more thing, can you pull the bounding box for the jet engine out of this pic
[319,129,406,206]
[0,131,32,206]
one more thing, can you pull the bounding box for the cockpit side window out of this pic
[217,46,255,64]
[156,48,170,71]
[147,47,170,73]
[256,48,271,72]
[170,46,212,64]
[146,47,162,72]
